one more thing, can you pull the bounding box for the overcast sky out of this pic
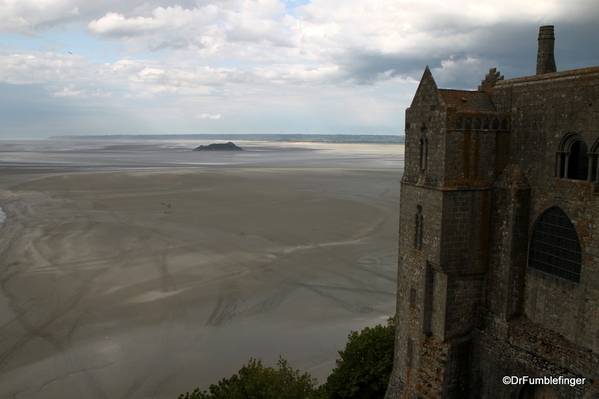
[1,0,598,138]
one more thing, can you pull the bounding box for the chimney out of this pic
[536,25,556,75]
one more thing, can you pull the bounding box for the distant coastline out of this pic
[48,133,405,144]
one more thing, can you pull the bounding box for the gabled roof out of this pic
[438,89,496,112]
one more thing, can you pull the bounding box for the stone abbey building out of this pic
[385,26,599,399]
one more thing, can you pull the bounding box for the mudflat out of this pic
[0,140,402,399]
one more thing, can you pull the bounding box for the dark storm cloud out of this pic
[331,21,599,90]
[334,50,428,85]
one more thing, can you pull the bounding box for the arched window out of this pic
[455,118,463,129]
[474,118,481,130]
[556,134,589,180]
[567,140,589,179]
[528,207,582,283]
[414,205,423,250]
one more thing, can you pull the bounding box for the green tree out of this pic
[318,318,396,399]
[178,357,319,399]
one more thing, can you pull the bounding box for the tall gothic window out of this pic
[556,134,589,180]
[414,205,423,250]
[528,207,582,283]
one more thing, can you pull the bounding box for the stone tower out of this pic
[387,66,510,398]
[386,26,599,399]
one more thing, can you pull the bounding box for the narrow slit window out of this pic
[420,127,429,172]
[420,138,429,171]
[414,205,423,250]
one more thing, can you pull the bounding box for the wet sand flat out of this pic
[0,141,402,399]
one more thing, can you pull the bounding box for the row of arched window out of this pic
[413,205,582,283]
[455,117,508,131]
[556,133,599,181]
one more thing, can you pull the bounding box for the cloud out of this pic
[6,2,599,87]
[7,0,599,88]
[431,56,486,88]
[0,50,243,100]
[88,12,167,38]
[87,2,295,54]
[0,0,77,34]
[2,0,599,139]
[195,113,222,120]
[0,52,86,85]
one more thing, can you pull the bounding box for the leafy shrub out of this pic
[178,318,396,399]
[317,318,395,399]
[178,357,318,399]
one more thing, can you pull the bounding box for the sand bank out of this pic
[0,141,401,399]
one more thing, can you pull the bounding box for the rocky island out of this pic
[193,142,243,151]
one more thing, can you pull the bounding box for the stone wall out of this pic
[492,68,599,353]
[470,315,598,399]
[387,37,599,399]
